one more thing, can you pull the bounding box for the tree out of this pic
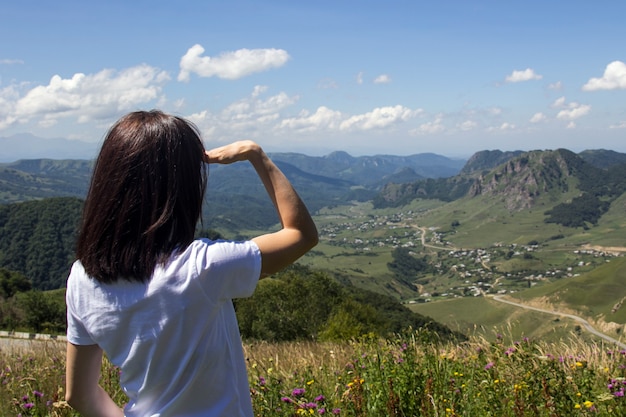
[18,290,66,333]
[0,268,31,298]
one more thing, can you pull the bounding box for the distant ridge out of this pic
[0,133,99,162]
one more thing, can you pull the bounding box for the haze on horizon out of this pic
[1,1,625,161]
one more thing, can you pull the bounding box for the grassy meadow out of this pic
[2,330,626,416]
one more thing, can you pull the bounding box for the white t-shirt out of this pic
[66,238,262,417]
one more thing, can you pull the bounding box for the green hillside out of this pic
[510,257,626,324]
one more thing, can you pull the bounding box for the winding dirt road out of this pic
[492,295,626,349]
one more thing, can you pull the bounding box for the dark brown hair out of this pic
[75,110,207,283]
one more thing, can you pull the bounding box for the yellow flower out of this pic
[576,392,582,397]
[574,404,581,409]
[307,379,314,386]
[584,400,593,408]
[575,361,583,368]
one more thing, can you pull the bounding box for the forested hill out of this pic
[0,197,82,290]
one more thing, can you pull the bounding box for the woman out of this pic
[65,110,318,416]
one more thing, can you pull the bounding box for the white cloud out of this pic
[339,105,419,131]
[220,86,297,123]
[505,68,542,83]
[1,64,169,130]
[411,116,444,135]
[487,122,516,132]
[188,86,299,140]
[0,59,24,65]
[178,44,290,82]
[280,106,343,132]
[551,96,591,121]
[530,112,547,123]
[373,74,391,84]
[356,71,364,85]
[609,121,626,129]
[556,103,591,121]
[582,60,626,91]
[458,120,477,131]
[548,81,563,90]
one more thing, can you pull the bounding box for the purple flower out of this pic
[332,408,341,415]
[21,395,29,402]
[315,395,325,402]
[305,402,317,409]
[292,388,305,397]
[484,362,494,370]
[281,397,293,403]
[23,403,35,410]
[34,390,44,398]
[318,408,326,415]
[258,376,266,386]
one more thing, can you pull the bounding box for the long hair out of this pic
[75,110,207,283]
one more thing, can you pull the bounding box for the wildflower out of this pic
[307,379,315,386]
[34,390,44,398]
[583,400,593,408]
[574,404,581,409]
[484,362,494,370]
[281,397,293,403]
[23,403,35,410]
[305,402,317,409]
[292,388,306,397]
[258,376,266,386]
[315,395,325,402]
[318,408,326,414]
[332,409,341,415]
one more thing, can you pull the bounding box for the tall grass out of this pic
[1,330,625,416]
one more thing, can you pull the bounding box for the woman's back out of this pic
[67,239,261,416]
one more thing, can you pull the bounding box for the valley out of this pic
[293,198,626,344]
[2,147,626,345]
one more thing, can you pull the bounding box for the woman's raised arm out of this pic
[205,141,318,276]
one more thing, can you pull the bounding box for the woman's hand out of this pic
[204,140,260,164]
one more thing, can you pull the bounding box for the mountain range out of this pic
[2,148,626,233]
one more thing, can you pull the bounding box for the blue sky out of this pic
[1,0,625,159]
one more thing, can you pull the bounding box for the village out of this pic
[316,209,623,302]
